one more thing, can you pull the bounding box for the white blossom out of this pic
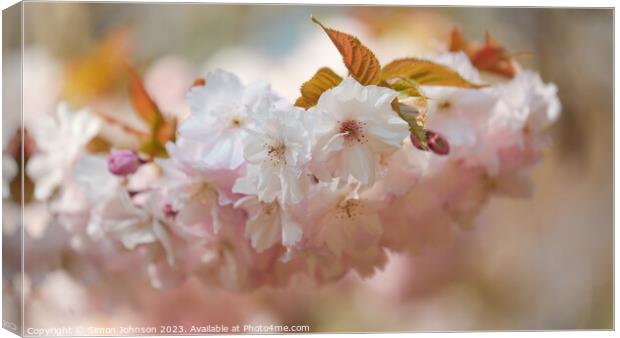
[178,69,284,170]
[308,77,409,186]
[27,103,101,200]
[233,106,311,205]
[234,194,302,252]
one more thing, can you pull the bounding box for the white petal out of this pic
[246,206,280,252]
[256,169,280,203]
[281,210,302,248]
[321,132,346,154]
[367,120,408,150]
[342,143,375,185]
[153,221,175,266]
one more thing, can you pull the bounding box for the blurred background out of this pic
[2,3,613,332]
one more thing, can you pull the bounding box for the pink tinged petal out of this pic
[244,135,266,163]
[322,132,347,154]
[177,115,212,140]
[203,135,235,168]
[243,81,273,111]
[342,219,357,238]
[73,111,101,145]
[280,168,304,205]
[229,137,246,169]
[118,190,149,218]
[359,213,383,236]
[50,182,88,213]
[481,151,501,176]
[256,170,280,203]
[232,174,257,196]
[321,217,346,256]
[28,159,63,200]
[246,208,280,252]
[175,201,213,238]
[494,172,533,198]
[367,89,397,109]
[325,230,346,257]
[186,70,244,115]
[367,123,408,150]
[430,112,476,149]
[118,225,157,249]
[342,143,375,186]
[23,202,49,239]
[147,260,185,290]
[206,69,244,93]
[281,210,302,248]
[153,220,175,266]
[57,103,72,131]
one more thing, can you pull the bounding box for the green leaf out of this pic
[390,77,426,100]
[139,139,167,158]
[312,16,381,85]
[381,58,487,88]
[391,97,429,150]
[295,67,343,109]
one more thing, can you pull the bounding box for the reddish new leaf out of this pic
[449,28,467,52]
[128,66,164,130]
[312,16,381,85]
[449,28,517,78]
[470,32,516,78]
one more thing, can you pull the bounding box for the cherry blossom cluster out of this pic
[16,28,560,291]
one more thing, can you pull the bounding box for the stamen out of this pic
[438,100,452,111]
[263,202,278,216]
[266,142,287,166]
[229,116,243,128]
[338,119,368,144]
[191,181,214,204]
[335,199,362,220]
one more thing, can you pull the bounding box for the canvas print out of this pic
[1,2,613,335]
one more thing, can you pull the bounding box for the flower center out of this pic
[437,99,453,111]
[266,142,287,166]
[338,119,367,144]
[335,199,362,220]
[263,202,278,216]
[191,181,214,204]
[229,116,244,128]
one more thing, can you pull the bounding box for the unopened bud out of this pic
[410,130,450,156]
[427,131,450,155]
[108,150,144,176]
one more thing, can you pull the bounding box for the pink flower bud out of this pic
[410,130,450,156]
[108,150,143,176]
[427,131,450,155]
